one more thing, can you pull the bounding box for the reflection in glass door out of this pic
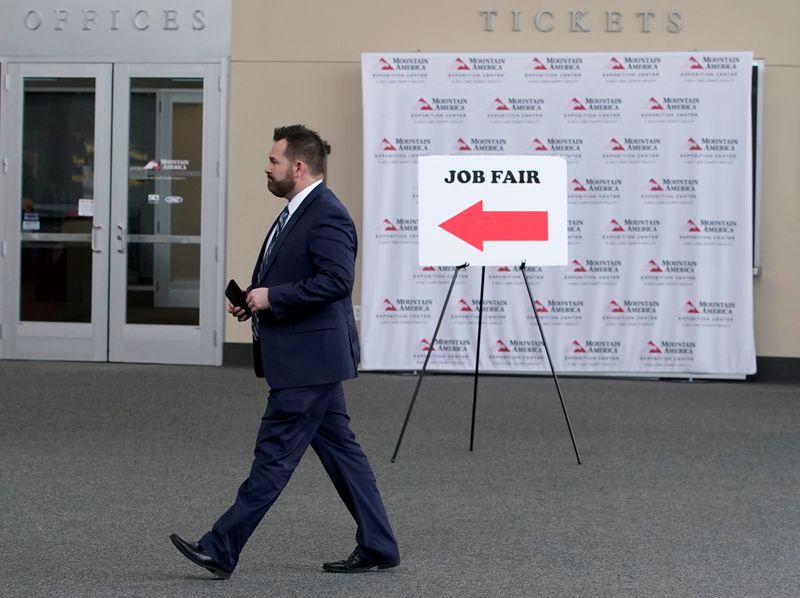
[1,64,111,361]
[126,81,202,326]
[109,65,221,364]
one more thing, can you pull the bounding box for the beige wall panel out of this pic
[225,61,363,342]
[753,67,800,357]
[227,0,800,358]
[232,0,800,64]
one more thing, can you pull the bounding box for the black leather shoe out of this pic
[169,533,232,579]
[323,550,400,573]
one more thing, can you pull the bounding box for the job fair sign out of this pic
[418,155,567,267]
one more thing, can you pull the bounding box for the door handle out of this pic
[116,224,127,254]
[91,224,103,253]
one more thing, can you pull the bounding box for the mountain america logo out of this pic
[530,137,583,155]
[569,97,622,112]
[529,56,583,72]
[605,299,660,321]
[644,340,696,356]
[425,338,470,353]
[685,56,704,70]
[387,298,433,313]
[542,300,583,314]
[610,137,661,152]
[419,338,435,352]
[684,55,741,71]
[449,56,506,79]
[646,341,662,354]
[454,137,507,152]
[492,97,544,111]
[375,56,429,72]
[531,138,548,151]
[528,57,548,71]
[688,137,738,152]
[376,137,430,153]
[620,218,660,233]
[645,96,701,112]
[452,57,470,71]
[646,259,663,273]
[571,178,587,192]
[607,57,625,70]
[641,177,699,204]
[606,56,662,71]
[683,300,701,314]
[497,339,545,354]
[457,299,473,312]
[465,56,506,71]
[570,340,621,354]
[645,259,697,274]
[493,98,510,110]
[570,97,587,111]
[682,300,736,315]
[689,219,737,234]
[379,218,416,232]
[686,138,703,151]
[415,96,468,112]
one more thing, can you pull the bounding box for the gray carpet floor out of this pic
[1,361,799,598]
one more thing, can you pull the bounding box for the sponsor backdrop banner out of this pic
[360,52,755,377]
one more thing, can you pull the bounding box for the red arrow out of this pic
[438,200,548,251]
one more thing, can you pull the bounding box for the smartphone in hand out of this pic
[225,279,252,316]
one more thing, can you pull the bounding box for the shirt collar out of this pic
[285,179,323,218]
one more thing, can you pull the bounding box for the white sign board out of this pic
[418,155,567,266]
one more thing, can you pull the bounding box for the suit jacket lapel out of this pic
[255,182,327,283]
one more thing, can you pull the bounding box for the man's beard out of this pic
[267,174,294,198]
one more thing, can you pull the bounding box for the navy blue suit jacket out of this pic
[250,182,360,389]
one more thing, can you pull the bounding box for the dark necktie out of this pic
[252,207,289,339]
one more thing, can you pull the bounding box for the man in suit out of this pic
[170,124,400,578]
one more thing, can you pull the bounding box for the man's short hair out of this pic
[273,124,331,176]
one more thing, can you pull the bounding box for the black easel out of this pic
[391,261,582,465]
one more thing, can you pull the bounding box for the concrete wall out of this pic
[225,0,800,359]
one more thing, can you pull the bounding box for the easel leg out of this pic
[520,263,582,465]
[391,264,467,463]
[469,266,486,452]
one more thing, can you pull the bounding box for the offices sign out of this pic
[0,0,230,59]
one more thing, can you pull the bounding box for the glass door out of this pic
[1,63,111,361]
[109,64,221,364]
[0,62,223,365]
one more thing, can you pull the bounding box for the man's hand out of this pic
[247,287,270,312]
[227,303,251,321]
